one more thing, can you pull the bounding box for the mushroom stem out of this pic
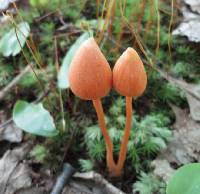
[92,99,116,173]
[115,96,133,176]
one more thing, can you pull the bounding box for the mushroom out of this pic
[68,38,115,173]
[113,47,147,176]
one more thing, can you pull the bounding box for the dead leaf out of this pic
[0,0,17,10]
[63,181,93,194]
[152,105,200,181]
[156,69,200,121]
[0,122,23,143]
[0,112,23,142]
[62,171,126,194]
[173,4,200,42]
[184,0,200,14]
[162,105,200,164]
[0,144,32,194]
[186,93,200,121]
[16,187,45,194]
[151,159,175,182]
[0,15,11,25]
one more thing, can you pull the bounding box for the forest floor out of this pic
[0,0,200,194]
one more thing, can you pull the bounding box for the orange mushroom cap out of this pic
[113,47,147,97]
[69,37,112,100]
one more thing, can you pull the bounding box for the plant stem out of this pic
[115,96,132,176]
[92,99,116,173]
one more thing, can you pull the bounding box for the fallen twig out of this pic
[0,65,32,100]
[50,163,76,194]
[0,118,12,131]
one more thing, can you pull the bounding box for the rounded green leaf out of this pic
[0,22,30,57]
[167,163,200,194]
[13,100,58,137]
[57,31,93,89]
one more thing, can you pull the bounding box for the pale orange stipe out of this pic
[92,99,116,173]
[115,96,132,176]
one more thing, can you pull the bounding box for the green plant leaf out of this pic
[79,159,94,172]
[166,163,200,194]
[0,22,30,57]
[29,0,48,7]
[30,145,48,163]
[57,31,93,89]
[75,19,105,31]
[133,171,166,194]
[13,100,58,137]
